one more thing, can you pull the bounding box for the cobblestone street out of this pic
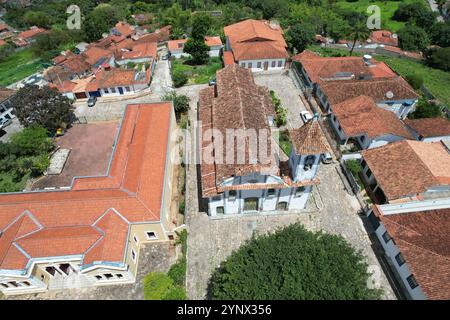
[186,162,396,300]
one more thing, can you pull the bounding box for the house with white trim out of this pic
[168,36,223,59]
[198,64,330,217]
[0,102,178,296]
[367,198,450,300]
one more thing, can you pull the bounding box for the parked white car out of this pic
[300,111,313,123]
[321,152,333,164]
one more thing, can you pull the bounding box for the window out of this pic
[360,135,365,142]
[146,231,157,240]
[133,235,138,243]
[382,231,392,243]
[1,283,8,288]
[216,206,224,214]
[95,275,102,280]
[228,190,237,201]
[367,212,380,229]
[406,275,419,289]
[248,62,253,69]
[110,87,116,93]
[395,253,406,266]
[131,249,136,261]
[277,60,283,67]
[295,186,305,197]
[212,196,221,201]
[241,62,245,68]
[125,86,131,92]
[304,155,315,170]
[257,61,261,68]
[271,60,276,68]
[366,168,373,178]
[267,188,276,198]
[243,198,259,211]
[361,159,367,169]
[104,88,109,93]
[338,125,342,131]
[104,273,113,280]
[116,274,123,279]
[178,43,183,48]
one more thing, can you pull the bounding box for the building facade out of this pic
[0,88,15,127]
[0,102,178,296]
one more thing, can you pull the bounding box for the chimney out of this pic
[363,54,372,66]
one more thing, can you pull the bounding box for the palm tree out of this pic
[348,21,371,56]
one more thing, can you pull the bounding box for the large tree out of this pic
[425,46,450,72]
[397,25,430,51]
[208,223,382,300]
[286,24,316,53]
[10,85,75,133]
[348,20,371,56]
[184,14,212,65]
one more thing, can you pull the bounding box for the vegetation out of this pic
[171,57,222,86]
[143,229,188,300]
[409,98,443,119]
[0,48,43,86]
[161,91,190,118]
[397,25,430,51]
[424,47,450,72]
[10,85,75,133]
[285,24,315,53]
[270,90,287,128]
[405,73,424,90]
[345,159,364,189]
[183,14,212,65]
[208,223,382,300]
[278,130,292,157]
[0,126,53,193]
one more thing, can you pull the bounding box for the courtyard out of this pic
[31,121,119,190]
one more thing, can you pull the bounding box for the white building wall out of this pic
[0,99,14,124]
[238,58,286,72]
[116,57,152,66]
[367,134,405,149]
[208,46,222,57]
[372,221,427,299]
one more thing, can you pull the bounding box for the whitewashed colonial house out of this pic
[198,64,330,217]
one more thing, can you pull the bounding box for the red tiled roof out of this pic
[0,88,15,102]
[332,95,414,140]
[224,19,288,61]
[86,68,139,91]
[362,140,450,201]
[404,118,450,139]
[205,36,222,47]
[0,39,6,46]
[61,55,91,74]
[18,26,47,39]
[377,207,450,300]
[292,50,397,84]
[0,102,172,272]
[289,118,331,155]
[168,39,187,52]
[117,42,157,61]
[371,30,398,47]
[84,47,112,66]
[223,51,235,66]
[319,77,419,105]
[114,21,134,38]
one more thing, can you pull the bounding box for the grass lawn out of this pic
[307,45,450,106]
[0,48,44,86]
[277,130,292,157]
[335,0,429,32]
[171,57,222,85]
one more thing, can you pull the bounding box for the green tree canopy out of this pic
[425,46,450,72]
[208,223,382,300]
[82,4,125,42]
[409,98,443,119]
[429,22,450,47]
[286,24,316,53]
[10,85,75,133]
[397,25,430,51]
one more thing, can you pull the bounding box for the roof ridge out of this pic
[395,237,450,262]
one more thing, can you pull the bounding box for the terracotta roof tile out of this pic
[320,77,419,105]
[332,95,414,139]
[18,26,47,39]
[223,51,235,66]
[405,118,450,139]
[113,22,134,38]
[289,118,331,155]
[84,47,112,66]
[0,88,15,102]
[0,103,172,272]
[224,19,288,61]
[362,140,450,201]
[371,30,398,47]
[378,208,450,300]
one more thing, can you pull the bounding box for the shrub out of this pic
[168,259,186,286]
[409,98,443,119]
[178,199,185,215]
[172,71,188,88]
[425,46,450,72]
[397,26,430,51]
[405,73,423,90]
[162,285,187,300]
[143,272,173,300]
[161,91,190,117]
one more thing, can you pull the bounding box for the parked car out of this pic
[300,111,313,123]
[321,152,333,164]
[0,118,12,130]
[208,78,216,86]
[87,96,97,107]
